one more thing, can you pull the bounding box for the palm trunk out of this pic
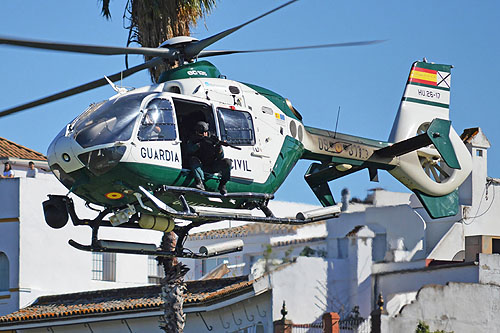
[158,232,189,333]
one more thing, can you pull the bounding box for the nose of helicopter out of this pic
[47,131,86,174]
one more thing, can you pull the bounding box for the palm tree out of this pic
[98,3,217,331]
[158,233,190,332]
[99,0,217,82]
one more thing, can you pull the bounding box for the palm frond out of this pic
[99,0,112,19]
[124,0,218,82]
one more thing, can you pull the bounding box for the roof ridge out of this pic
[34,275,249,304]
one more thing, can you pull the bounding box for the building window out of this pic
[337,238,348,259]
[148,255,165,284]
[92,252,116,281]
[476,149,483,157]
[0,252,9,291]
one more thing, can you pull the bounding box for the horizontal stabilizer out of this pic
[376,118,460,169]
[413,189,459,219]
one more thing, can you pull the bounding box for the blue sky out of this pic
[1,1,499,205]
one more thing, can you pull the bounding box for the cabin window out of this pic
[92,252,116,281]
[0,252,9,291]
[138,98,177,141]
[217,108,255,145]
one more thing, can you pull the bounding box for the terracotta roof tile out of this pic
[0,276,253,325]
[0,137,46,161]
[460,128,480,144]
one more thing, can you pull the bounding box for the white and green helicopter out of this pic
[0,1,472,259]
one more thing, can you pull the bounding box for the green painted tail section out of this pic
[304,163,336,207]
[427,119,460,169]
[413,189,459,218]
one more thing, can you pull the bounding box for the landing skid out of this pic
[158,184,274,201]
[59,184,341,258]
[68,239,241,259]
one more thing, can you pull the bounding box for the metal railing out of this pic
[339,317,371,333]
[291,321,324,333]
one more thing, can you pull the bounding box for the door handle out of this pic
[251,152,270,158]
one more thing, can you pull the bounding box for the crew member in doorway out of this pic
[186,121,231,195]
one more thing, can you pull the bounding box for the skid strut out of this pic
[62,183,341,258]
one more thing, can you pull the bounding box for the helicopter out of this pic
[0,0,472,259]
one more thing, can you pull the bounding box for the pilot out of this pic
[140,110,162,140]
[186,121,232,195]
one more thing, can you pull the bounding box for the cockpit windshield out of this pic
[73,93,151,148]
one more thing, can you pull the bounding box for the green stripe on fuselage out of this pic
[66,136,304,211]
[402,97,449,109]
[414,62,451,72]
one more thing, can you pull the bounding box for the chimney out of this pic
[459,128,490,207]
[341,188,350,212]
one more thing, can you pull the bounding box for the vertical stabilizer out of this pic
[387,60,472,207]
[389,61,452,142]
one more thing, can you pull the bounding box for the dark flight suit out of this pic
[186,134,232,193]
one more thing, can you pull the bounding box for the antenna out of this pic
[104,76,128,94]
[334,106,341,138]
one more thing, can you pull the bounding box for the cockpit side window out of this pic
[217,108,255,145]
[138,98,177,141]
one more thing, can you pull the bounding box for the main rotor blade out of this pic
[0,36,174,57]
[198,40,386,58]
[0,57,163,118]
[184,0,299,59]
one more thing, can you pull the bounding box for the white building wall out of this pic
[427,222,464,260]
[0,178,20,218]
[0,178,21,315]
[328,205,426,262]
[0,222,19,316]
[375,264,479,316]
[347,227,374,318]
[0,174,170,316]
[270,257,328,324]
[382,282,500,333]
